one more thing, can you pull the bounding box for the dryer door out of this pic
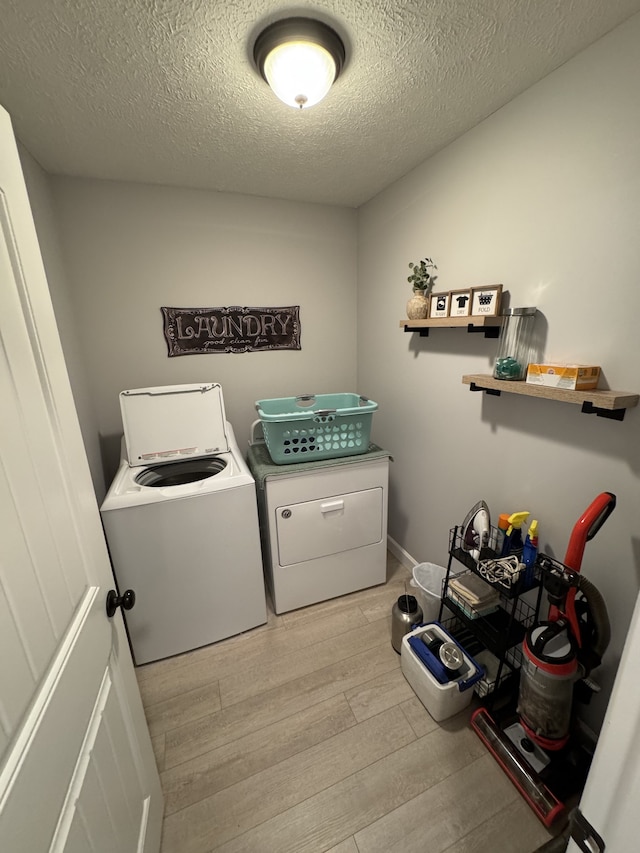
[276,487,383,566]
[121,383,229,465]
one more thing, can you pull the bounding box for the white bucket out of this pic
[410,562,446,622]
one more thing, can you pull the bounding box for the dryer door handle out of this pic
[320,499,344,514]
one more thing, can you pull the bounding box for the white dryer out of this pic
[100,383,266,664]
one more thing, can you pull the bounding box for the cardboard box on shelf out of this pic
[526,364,601,391]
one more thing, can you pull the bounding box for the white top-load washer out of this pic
[100,383,266,664]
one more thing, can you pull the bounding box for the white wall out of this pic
[18,147,106,498]
[358,14,640,730]
[49,180,358,483]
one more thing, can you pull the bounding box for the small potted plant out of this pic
[406,257,438,319]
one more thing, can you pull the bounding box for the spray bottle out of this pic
[500,511,530,557]
[522,519,539,588]
[495,513,510,554]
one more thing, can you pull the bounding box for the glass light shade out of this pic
[263,40,337,109]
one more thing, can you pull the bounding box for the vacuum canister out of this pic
[517,620,578,750]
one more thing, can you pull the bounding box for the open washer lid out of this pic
[120,383,229,467]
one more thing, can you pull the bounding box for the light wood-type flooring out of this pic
[136,554,554,853]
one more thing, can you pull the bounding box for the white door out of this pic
[0,105,163,851]
[567,587,640,853]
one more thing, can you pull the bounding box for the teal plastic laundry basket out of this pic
[254,393,377,464]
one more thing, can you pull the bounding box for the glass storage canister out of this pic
[493,307,537,381]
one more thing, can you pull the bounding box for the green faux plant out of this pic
[408,257,438,292]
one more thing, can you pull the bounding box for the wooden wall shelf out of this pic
[400,316,503,338]
[462,374,639,421]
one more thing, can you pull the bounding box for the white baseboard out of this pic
[387,535,417,570]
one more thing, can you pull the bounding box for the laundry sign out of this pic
[161,306,301,356]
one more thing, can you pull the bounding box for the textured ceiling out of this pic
[1,0,639,207]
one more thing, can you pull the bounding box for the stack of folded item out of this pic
[447,571,500,619]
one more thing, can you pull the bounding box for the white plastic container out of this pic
[400,622,484,721]
[410,562,446,622]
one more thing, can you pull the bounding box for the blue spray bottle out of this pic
[522,519,539,588]
[500,511,530,557]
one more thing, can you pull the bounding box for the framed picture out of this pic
[449,289,472,318]
[429,291,450,318]
[471,284,503,317]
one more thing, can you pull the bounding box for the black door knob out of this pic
[106,588,136,618]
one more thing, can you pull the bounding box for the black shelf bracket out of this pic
[466,323,500,338]
[404,326,429,337]
[581,401,626,421]
[469,381,501,397]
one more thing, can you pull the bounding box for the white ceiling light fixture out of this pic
[253,17,345,110]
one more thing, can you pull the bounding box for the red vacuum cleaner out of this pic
[472,492,616,827]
